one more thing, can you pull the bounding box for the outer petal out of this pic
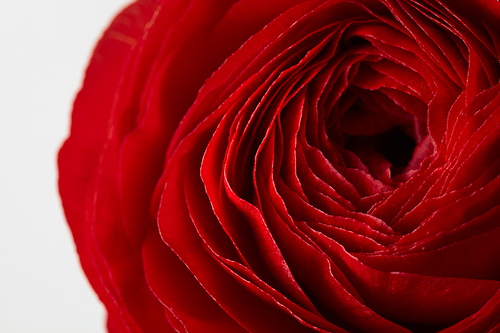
[59,1,172,331]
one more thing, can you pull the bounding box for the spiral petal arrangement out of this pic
[59,0,500,332]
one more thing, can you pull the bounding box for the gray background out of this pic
[0,0,130,331]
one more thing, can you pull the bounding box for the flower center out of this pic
[345,126,417,177]
[375,127,415,169]
[334,89,428,181]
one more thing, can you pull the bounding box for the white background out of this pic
[0,0,131,331]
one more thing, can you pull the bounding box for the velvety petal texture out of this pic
[59,0,500,332]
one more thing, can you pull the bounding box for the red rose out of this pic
[59,0,500,331]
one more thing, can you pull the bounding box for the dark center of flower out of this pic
[342,125,417,177]
[336,91,424,179]
[373,127,416,175]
